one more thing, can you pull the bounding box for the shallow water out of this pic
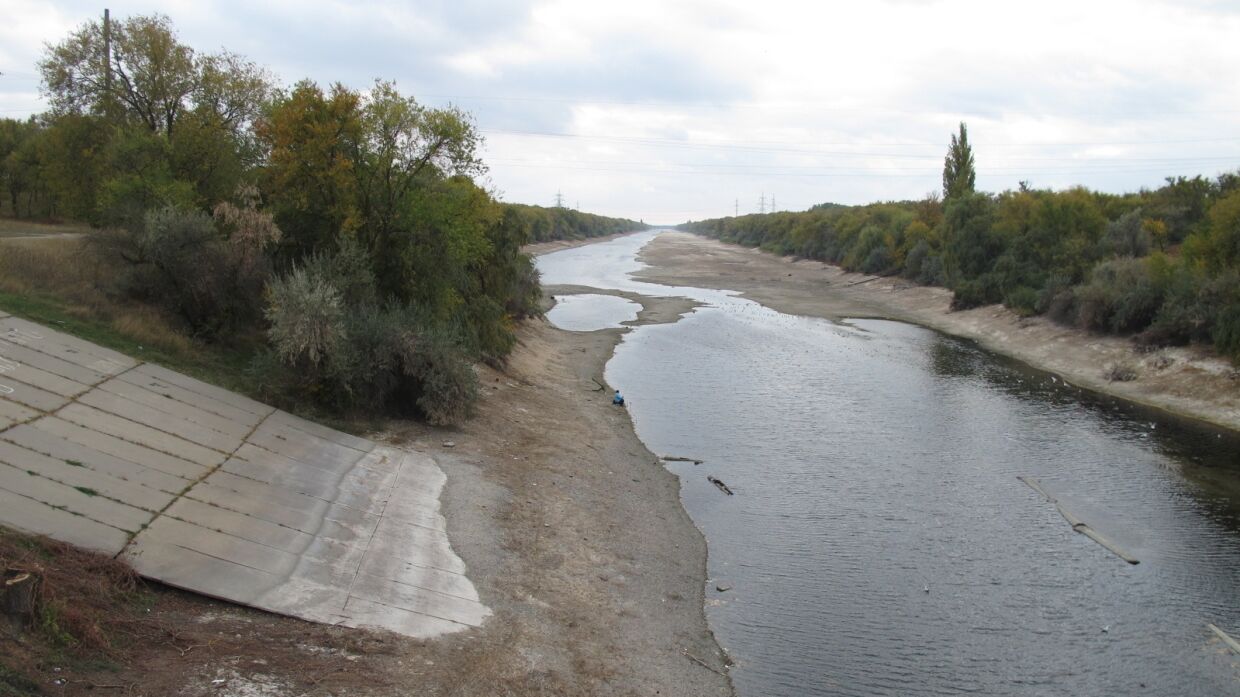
[545,293,640,331]
[537,231,1240,696]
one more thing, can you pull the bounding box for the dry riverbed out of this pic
[636,231,1240,433]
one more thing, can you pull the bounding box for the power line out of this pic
[480,128,1240,161]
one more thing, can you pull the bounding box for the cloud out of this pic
[3,0,1239,220]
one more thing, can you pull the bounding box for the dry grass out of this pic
[0,218,90,239]
[0,236,199,358]
[0,528,144,654]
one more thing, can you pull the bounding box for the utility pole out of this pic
[734,198,738,217]
[771,195,776,212]
[759,192,766,214]
[102,9,112,94]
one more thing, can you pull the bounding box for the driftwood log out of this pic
[660,455,704,465]
[707,476,734,495]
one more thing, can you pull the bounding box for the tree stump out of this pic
[2,569,41,627]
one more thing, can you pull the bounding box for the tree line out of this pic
[681,123,1240,360]
[0,13,643,423]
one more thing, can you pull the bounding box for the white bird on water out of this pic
[923,584,930,593]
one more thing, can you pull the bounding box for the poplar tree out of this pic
[942,122,976,199]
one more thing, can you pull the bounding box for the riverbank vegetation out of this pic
[680,123,1240,361]
[0,13,640,424]
[505,203,647,242]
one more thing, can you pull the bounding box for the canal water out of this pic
[538,231,1240,696]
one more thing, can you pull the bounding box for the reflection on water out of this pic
[538,233,1240,697]
[545,293,640,331]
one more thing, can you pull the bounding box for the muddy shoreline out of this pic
[635,231,1240,434]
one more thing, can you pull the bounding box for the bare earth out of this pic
[636,231,1240,433]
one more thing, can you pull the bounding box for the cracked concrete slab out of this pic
[0,318,488,639]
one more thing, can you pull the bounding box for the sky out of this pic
[2,0,1240,223]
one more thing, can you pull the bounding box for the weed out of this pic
[0,665,40,696]
[1103,362,1138,382]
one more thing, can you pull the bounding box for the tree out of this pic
[40,13,273,141]
[942,122,976,200]
[40,14,196,135]
[258,80,364,256]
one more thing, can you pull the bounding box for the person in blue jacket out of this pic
[612,389,625,406]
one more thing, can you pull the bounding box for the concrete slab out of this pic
[57,403,229,468]
[0,318,486,640]
[265,409,376,453]
[128,363,271,419]
[0,487,130,554]
[116,369,269,428]
[0,317,135,375]
[0,375,74,413]
[1,423,193,494]
[96,378,254,441]
[0,459,155,533]
[0,399,36,430]
[77,388,244,453]
[0,338,112,391]
[0,352,92,401]
[30,416,209,481]
[0,440,175,512]
[184,475,381,540]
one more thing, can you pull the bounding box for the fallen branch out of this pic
[682,649,726,676]
[590,378,606,392]
[707,476,734,495]
[660,455,703,465]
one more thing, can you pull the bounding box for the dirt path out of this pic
[636,231,1240,433]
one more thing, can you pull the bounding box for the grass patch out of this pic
[64,460,84,467]
[0,233,375,435]
[73,487,98,497]
[0,665,41,696]
[0,237,258,395]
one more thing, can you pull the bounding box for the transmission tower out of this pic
[554,191,564,208]
[759,193,766,214]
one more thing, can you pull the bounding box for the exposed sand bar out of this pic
[636,231,1240,433]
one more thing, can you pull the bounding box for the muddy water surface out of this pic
[539,231,1240,696]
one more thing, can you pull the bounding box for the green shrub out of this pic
[1003,286,1039,315]
[950,275,1000,310]
[1071,258,1163,333]
[91,204,274,336]
[264,265,344,367]
[402,331,479,426]
[1102,208,1151,257]
[260,262,480,424]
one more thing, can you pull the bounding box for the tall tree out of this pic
[39,14,273,141]
[942,121,976,200]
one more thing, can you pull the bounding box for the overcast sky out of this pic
[3,0,1239,222]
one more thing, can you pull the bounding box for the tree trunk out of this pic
[2,569,41,627]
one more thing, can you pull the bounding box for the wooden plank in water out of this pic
[1018,476,1139,565]
[1208,623,1240,655]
